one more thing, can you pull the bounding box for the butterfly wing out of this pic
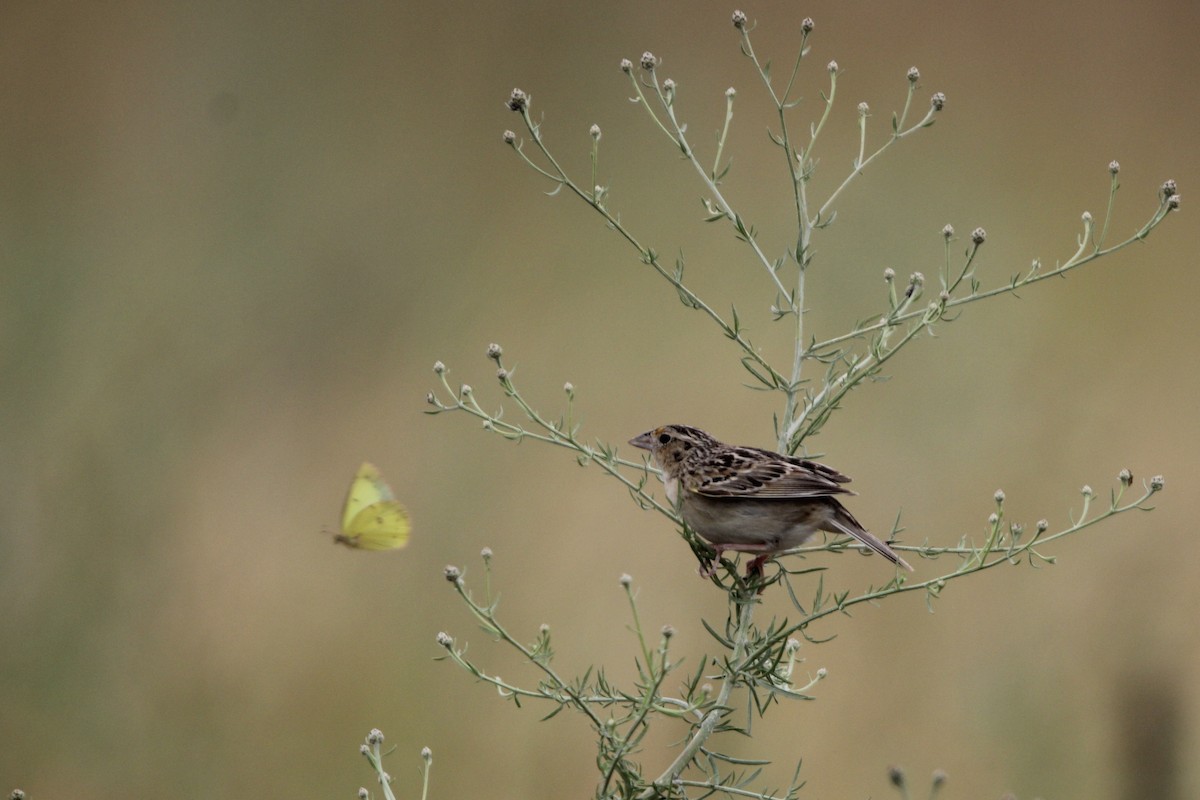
[341,500,411,550]
[336,462,410,550]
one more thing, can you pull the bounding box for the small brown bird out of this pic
[629,424,913,575]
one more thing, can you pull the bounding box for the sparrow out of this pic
[629,424,913,575]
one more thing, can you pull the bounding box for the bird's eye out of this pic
[658,433,672,445]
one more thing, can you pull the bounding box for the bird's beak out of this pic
[628,430,657,450]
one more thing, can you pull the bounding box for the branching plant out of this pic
[413,10,1176,800]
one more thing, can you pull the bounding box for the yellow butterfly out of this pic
[333,462,411,550]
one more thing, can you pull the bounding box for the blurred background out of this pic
[2,0,1197,797]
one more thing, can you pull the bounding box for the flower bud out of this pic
[507,88,528,112]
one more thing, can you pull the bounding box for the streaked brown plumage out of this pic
[629,424,913,574]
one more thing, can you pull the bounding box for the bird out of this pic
[629,424,913,576]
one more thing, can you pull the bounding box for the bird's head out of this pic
[629,424,718,472]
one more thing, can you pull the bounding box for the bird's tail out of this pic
[825,503,914,571]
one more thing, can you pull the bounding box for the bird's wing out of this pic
[688,446,855,498]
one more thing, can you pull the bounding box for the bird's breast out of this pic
[663,473,680,506]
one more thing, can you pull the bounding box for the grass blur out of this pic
[1,1,1197,798]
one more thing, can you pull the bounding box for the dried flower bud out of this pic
[857,101,870,115]
[620,58,633,73]
[368,729,385,744]
[1150,475,1165,491]
[481,546,493,560]
[907,66,920,82]
[802,17,815,32]
[725,86,736,98]
[942,223,954,239]
[1036,519,1049,532]
[421,746,432,761]
[1082,210,1092,223]
[1108,160,1120,175]
[1168,194,1181,210]
[1162,179,1177,197]
[496,368,509,381]
[732,9,747,28]
[507,88,528,112]
[486,343,503,360]
[563,381,574,396]
[619,573,633,587]
[589,123,601,140]
[931,92,946,111]
[827,60,838,73]
[888,765,906,787]
[1118,468,1132,486]
[539,623,550,635]
[444,565,462,582]
[433,360,446,374]
[988,513,999,525]
[816,667,827,677]
[939,290,951,303]
[1010,522,1024,537]
[971,227,987,244]
[909,271,925,286]
[661,624,676,639]
[425,391,436,405]
[502,130,515,144]
[883,267,895,282]
[358,788,369,800]
[785,637,801,653]
[662,78,676,92]
[460,384,472,397]
[994,489,1005,503]
[932,769,947,787]
[436,631,453,647]
[640,51,657,70]
[1081,485,1093,497]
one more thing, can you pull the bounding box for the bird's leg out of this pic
[746,554,772,578]
[698,545,727,578]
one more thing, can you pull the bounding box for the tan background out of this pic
[2,1,1197,797]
